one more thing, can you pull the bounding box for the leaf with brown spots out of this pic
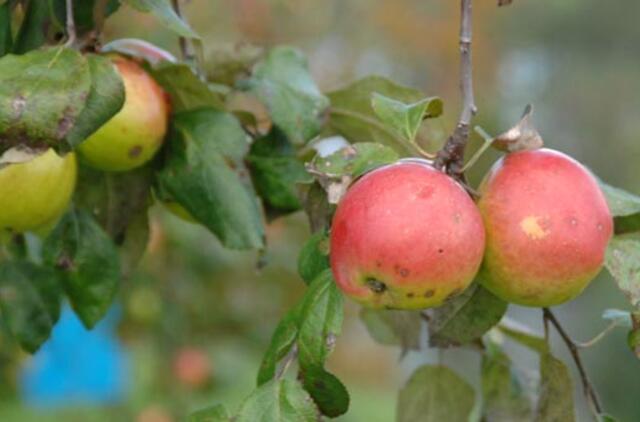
[605,235,640,308]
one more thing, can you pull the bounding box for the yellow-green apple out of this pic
[478,148,613,307]
[78,56,170,172]
[330,160,485,309]
[0,149,77,234]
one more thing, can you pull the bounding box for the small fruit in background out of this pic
[0,149,76,234]
[78,56,170,172]
[173,347,212,389]
[478,148,613,307]
[330,160,485,310]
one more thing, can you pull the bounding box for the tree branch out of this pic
[64,0,76,47]
[543,308,603,417]
[435,0,477,179]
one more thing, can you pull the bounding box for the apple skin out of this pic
[329,160,485,310]
[78,56,170,172]
[477,148,613,307]
[0,149,77,233]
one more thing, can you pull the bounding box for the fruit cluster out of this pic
[330,149,613,309]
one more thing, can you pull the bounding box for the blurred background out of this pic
[1,0,639,420]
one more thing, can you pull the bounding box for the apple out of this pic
[477,148,613,307]
[173,347,212,389]
[78,56,170,172]
[329,160,485,310]
[0,149,77,234]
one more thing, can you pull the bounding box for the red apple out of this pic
[478,148,613,307]
[173,347,212,389]
[330,160,485,309]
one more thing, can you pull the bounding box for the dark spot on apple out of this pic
[406,292,415,298]
[424,289,435,298]
[438,248,444,254]
[376,261,382,268]
[366,278,387,294]
[129,145,143,158]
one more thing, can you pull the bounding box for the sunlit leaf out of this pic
[236,379,318,422]
[371,93,442,142]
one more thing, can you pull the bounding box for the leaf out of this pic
[236,379,318,422]
[246,128,311,217]
[429,284,508,348]
[629,312,640,359]
[12,0,49,54]
[497,318,548,353]
[535,352,575,422]
[297,269,344,369]
[0,2,12,57]
[156,109,265,249]
[359,308,422,353]
[52,0,121,35]
[257,306,301,386]
[42,210,121,328]
[397,365,475,422]
[301,366,349,418]
[248,46,329,145]
[602,308,632,328]
[297,231,330,285]
[123,0,199,39]
[188,404,231,422]
[492,105,544,153]
[150,63,224,112]
[297,182,333,233]
[604,236,640,307]
[204,43,264,86]
[481,342,533,422]
[102,38,177,65]
[0,48,91,153]
[0,260,62,352]
[371,93,442,142]
[597,414,619,422]
[599,181,640,235]
[65,54,125,148]
[327,76,429,153]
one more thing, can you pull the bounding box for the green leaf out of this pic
[188,404,231,422]
[297,269,344,369]
[248,46,329,145]
[327,76,429,153]
[481,342,533,422]
[359,308,422,353]
[43,210,121,328]
[204,43,263,86]
[597,414,619,422]
[150,63,224,112]
[397,365,475,422]
[497,320,548,354]
[246,128,311,217]
[535,352,575,422]
[301,366,349,418]
[600,181,640,234]
[52,0,121,35]
[371,93,442,142]
[0,260,62,353]
[156,109,265,249]
[123,0,199,39]
[605,236,640,307]
[429,283,508,348]
[297,231,330,285]
[297,181,334,233]
[0,48,91,153]
[65,54,125,148]
[0,3,12,57]
[311,142,399,179]
[12,0,49,54]
[236,379,318,422]
[257,305,301,386]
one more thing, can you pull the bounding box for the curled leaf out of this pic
[492,104,544,153]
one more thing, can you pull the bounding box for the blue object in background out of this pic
[19,305,130,408]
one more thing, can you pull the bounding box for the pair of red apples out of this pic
[329,149,613,309]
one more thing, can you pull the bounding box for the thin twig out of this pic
[434,0,477,179]
[543,308,603,417]
[64,0,76,47]
[576,321,620,349]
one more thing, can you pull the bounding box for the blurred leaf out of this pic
[397,365,475,422]
[248,46,329,145]
[301,366,349,418]
[297,231,330,285]
[157,109,264,249]
[0,48,91,153]
[371,93,442,142]
[12,0,49,54]
[205,43,263,86]
[597,415,619,422]
[600,181,640,234]
[602,308,632,328]
[429,284,508,348]
[535,352,575,422]
[52,0,120,34]
[0,260,62,353]
[328,76,428,153]
[482,342,533,422]
[629,312,640,359]
[188,404,231,422]
[297,269,343,369]
[257,305,300,386]
[605,236,640,307]
[246,128,311,217]
[43,210,121,328]
[123,0,199,39]
[497,320,548,354]
[0,3,12,57]
[150,63,224,112]
[65,54,125,149]
[360,308,422,353]
[236,379,318,422]
[297,181,334,233]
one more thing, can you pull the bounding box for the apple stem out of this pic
[64,0,77,48]
[434,0,477,180]
[542,308,603,417]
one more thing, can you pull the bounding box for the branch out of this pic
[435,0,477,179]
[64,0,77,47]
[543,308,603,417]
